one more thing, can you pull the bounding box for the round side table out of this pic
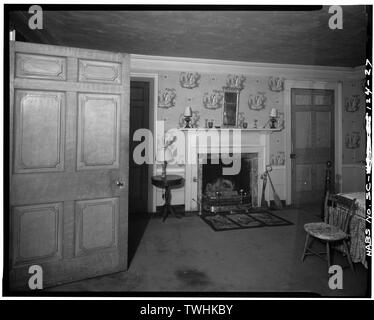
[151,174,184,222]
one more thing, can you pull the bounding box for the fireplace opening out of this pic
[198,153,258,214]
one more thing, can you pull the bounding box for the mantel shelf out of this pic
[178,127,282,133]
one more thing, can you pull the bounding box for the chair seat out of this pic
[304,222,348,241]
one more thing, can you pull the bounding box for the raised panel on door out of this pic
[294,91,312,105]
[14,90,65,173]
[78,59,122,84]
[295,111,312,149]
[75,197,119,256]
[12,202,63,266]
[77,93,120,170]
[9,41,130,290]
[315,111,332,148]
[15,53,67,81]
[313,93,333,106]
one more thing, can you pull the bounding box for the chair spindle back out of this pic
[324,191,357,233]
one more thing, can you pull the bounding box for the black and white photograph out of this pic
[1,2,373,304]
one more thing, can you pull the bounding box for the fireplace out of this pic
[184,129,270,213]
[198,153,258,213]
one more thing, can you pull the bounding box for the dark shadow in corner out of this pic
[128,213,151,267]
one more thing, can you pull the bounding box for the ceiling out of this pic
[9,6,368,67]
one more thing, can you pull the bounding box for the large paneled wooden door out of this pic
[291,89,334,206]
[9,41,130,290]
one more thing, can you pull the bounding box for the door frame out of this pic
[284,80,343,205]
[130,72,158,213]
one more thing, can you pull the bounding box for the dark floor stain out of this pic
[175,269,211,286]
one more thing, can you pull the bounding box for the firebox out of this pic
[197,153,258,214]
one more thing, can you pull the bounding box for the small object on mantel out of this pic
[269,108,278,129]
[262,119,270,129]
[184,106,192,128]
[270,108,277,117]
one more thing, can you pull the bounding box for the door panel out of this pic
[9,41,130,290]
[315,111,331,148]
[75,198,118,255]
[313,93,333,106]
[295,111,312,148]
[291,89,334,205]
[12,202,63,266]
[14,90,65,173]
[15,53,67,81]
[78,59,122,84]
[294,92,312,105]
[77,93,120,169]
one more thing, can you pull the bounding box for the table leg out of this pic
[162,186,171,222]
[162,203,168,222]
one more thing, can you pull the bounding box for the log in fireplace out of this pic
[198,153,258,214]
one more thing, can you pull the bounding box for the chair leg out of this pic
[326,242,331,271]
[301,233,310,262]
[343,240,355,273]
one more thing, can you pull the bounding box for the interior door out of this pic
[291,88,334,206]
[129,81,149,214]
[9,41,130,290]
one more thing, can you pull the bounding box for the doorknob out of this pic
[115,180,124,188]
[290,153,296,159]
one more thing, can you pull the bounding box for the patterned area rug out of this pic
[201,211,293,231]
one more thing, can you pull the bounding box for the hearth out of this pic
[198,153,258,213]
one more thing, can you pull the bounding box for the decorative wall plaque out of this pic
[345,95,360,112]
[158,88,176,109]
[225,74,246,91]
[345,131,361,149]
[268,76,284,92]
[270,151,286,166]
[203,90,223,109]
[179,72,201,89]
[248,92,267,110]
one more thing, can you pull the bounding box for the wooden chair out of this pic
[301,191,357,273]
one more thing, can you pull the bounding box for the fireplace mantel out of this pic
[183,129,272,212]
[179,128,282,133]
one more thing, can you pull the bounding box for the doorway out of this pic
[129,81,150,214]
[291,88,335,206]
[128,80,151,264]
